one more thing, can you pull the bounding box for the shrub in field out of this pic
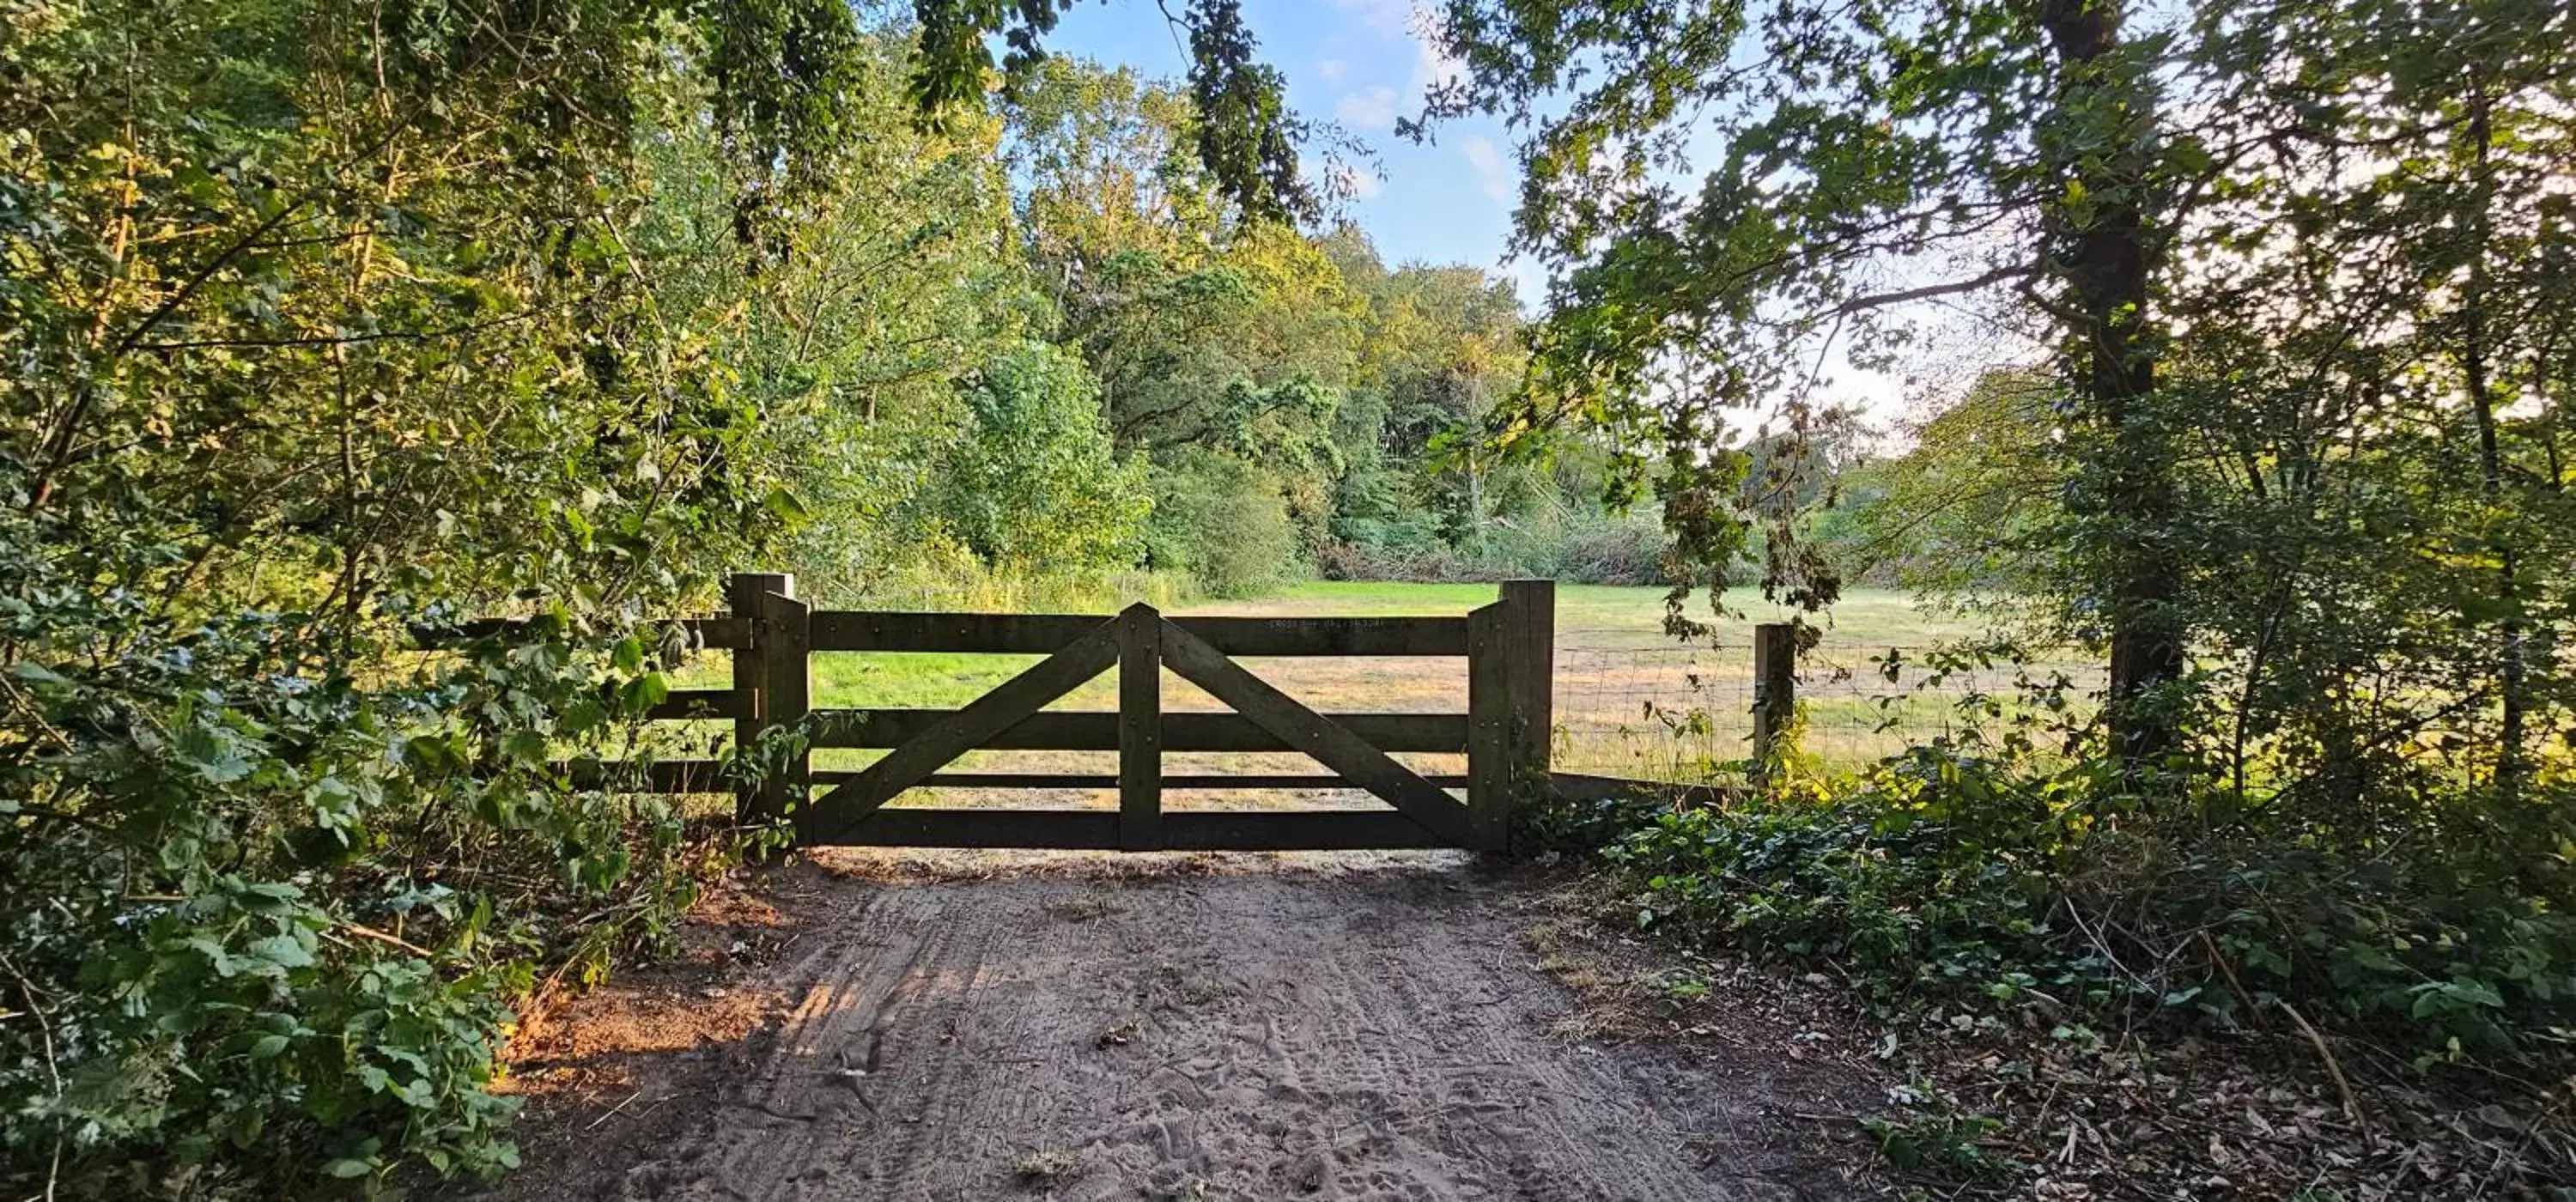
[922,343,1153,575]
[1147,453,1309,597]
[1321,507,1668,584]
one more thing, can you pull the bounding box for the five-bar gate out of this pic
[655,574,1556,853]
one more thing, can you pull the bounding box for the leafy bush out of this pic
[1586,743,2576,1068]
[1145,453,1308,597]
[1,591,742,1197]
[920,343,1153,574]
[1321,507,1668,584]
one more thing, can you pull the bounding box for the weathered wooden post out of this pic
[1117,602,1163,851]
[1467,602,1510,851]
[1490,580,1557,851]
[727,572,809,825]
[1751,622,1797,776]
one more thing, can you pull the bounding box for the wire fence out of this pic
[1552,635,2108,781]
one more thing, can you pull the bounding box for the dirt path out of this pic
[478,854,1873,1201]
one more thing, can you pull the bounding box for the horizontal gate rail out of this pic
[554,759,728,792]
[810,611,1468,656]
[798,615,1122,844]
[647,689,745,720]
[817,809,1449,852]
[806,709,1467,752]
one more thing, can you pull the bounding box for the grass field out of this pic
[672,582,2075,807]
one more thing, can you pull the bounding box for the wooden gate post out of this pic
[1751,622,1796,776]
[1117,603,1163,851]
[1467,604,1510,851]
[1497,580,1557,850]
[728,572,809,824]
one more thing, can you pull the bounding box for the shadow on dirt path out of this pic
[471,852,1876,1200]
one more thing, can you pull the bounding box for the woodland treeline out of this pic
[8,0,2576,1195]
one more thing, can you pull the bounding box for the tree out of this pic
[911,0,1316,222]
[1420,0,2196,768]
[919,341,1152,573]
[1329,230,1531,554]
[1824,369,2066,598]
[1421,0,2574,793]
[634,23,1039,601]
[2,1,894,1191]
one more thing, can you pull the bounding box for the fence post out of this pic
[1751,622,1796,777]
[1117,603,1163,851]
[1467,603,1510,852]
[728,572,807,825]
[1497,579,1556,850]
[726,574,776,823]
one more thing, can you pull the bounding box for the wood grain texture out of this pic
[1118,604,1163,851]
[1467,603,1510,852]
[809,610,1469,656]
[807,709,1468,752]
[795,809,1447,851]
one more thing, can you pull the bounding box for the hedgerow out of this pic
[1,586,748,1195]
[1558,741,2576,1070]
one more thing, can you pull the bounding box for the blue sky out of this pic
[1040,0,1541,304]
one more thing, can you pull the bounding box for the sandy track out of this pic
[479,856,1864,1201]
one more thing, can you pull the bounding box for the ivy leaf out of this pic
[762,485,812,525]
[246,933,316,974]
[502,729,550,765]
[177,723,255,784]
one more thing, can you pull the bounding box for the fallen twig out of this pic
[340,921,434,958]
[586,1087,646,1130]
[2277,999,2364,1128]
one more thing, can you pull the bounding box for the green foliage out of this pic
[911,0,1315,222]
[3,1,866,1193]
[1812,371,2064,596]
[1593,743,2576,1069]
[1146,452,1303,598]
[0,583,735,1194]
[923,341,1152,573]
[1,0,1621,1195]
[1425,0,2576,1110]
[1514,792,1675,857]
[1001,59,1668,587]
[1861,1105,2010,1179]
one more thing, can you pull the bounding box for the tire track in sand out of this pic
[489,859,1868,1201]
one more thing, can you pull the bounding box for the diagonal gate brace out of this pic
[1157,617,1474,847]
[799,615,1121,843]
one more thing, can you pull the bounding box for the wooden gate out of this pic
[684,574,1554,853]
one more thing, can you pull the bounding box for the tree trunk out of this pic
[2459,79,2525,803]
[2037,0,2188,777]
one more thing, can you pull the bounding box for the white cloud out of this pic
[1461,135,1515,205]
[1334,85,1400,131]
[1316,59,1350,84]
[1343,166,1385,200]
[1330,0,1414,36]
[1411,31,1467,96]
